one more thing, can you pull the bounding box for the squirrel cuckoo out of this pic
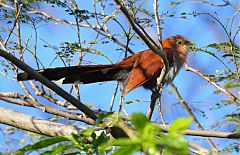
[17,35,192,94]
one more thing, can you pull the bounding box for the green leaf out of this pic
[169,117,192,134]
[224,82,240,89]
[126,99,141,104]
[131,113,147,132]
[160,133,189,155]
[68,134,81,145]
[112,145,141,155]
[125,100,134,104]
[169,2,181,7]
[100,138,139,152]
[81,128,94,137]
[106,138,139,147]
[18,136,70,152]
[93,132,109,148]
[95,112,114,125]
[41,145,75,155]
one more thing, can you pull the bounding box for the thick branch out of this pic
[0,49,97,120]
[0,107,83,137]
[0,106,238,139]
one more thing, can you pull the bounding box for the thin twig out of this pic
[0,92,95,125]
[114,0,170,121]
[185,63,240,105]
[0,2,135,55]
[146,1,166,121]
[4,4,22,46]
[170,83,218,150]
[0,96,31,106]
[147,89,160,120]
[15,2,23,60]
[157,123,240,139]
[154,0,163,46]
[222,0,238,10]
[29,81,78,110]
[156,90,166,125]
[188,142,209,154]
[1,36,37,102]
[118,91,124,113]
[110,82,119,111]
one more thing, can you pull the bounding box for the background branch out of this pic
[157,124,240,139]
[185,63,240,105]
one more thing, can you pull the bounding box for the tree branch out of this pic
[113,0,169,121]
[0,107,84,137]
[170,83,217,149]
[154,0,163,46]
[185,63,240,105]
[113,0,169,78]
[0,106,239,140]
[0,2,135,55]
[29,81,78,110]
[157,124,240,139]
[0,49,97,120]
[0,92,95,125]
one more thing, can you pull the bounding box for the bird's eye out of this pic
[177,40,182,45]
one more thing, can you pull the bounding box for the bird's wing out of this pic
[122,50,164,94]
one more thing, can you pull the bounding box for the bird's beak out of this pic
[187,41,196,51]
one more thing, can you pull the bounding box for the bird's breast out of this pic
[164,65,179,83]
[163,55,183,83]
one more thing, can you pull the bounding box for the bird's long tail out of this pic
[17,65,127,84]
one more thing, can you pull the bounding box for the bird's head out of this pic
[163,35,195,60]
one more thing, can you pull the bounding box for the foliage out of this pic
[13,113,191,155]
[101,113,192,155]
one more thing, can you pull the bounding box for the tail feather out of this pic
[17,65,125,84]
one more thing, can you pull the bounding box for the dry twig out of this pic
[185,63,240,105]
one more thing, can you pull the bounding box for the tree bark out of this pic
[0,107,84,137]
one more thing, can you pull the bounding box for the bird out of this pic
[17,35,193,94]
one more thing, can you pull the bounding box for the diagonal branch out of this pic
[185,63,240,105]
[0,48,97,120]
[170,83,218,150]
[113,0,169,121]
[113,0,169,76]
